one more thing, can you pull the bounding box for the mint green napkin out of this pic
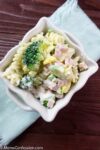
[50,0,100,62]
[0,0,100,146]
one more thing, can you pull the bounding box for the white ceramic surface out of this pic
[0,17,98,122]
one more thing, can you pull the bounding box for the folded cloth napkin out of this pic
[0,0,100,146]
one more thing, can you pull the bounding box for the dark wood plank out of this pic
[0,0,99,149]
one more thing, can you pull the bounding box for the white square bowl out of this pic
[0,17,98,122]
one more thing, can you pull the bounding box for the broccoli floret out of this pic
[19,75,33,89]
[43,100,48,107]
[23,41,44,70]
[19,75,43,89]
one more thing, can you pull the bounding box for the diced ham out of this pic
[78,61,88,72]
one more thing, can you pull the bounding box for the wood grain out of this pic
[0,0,99,149]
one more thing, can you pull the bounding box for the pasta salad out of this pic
[3,30,88,108]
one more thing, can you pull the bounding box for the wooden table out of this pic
[0,0,100,149]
